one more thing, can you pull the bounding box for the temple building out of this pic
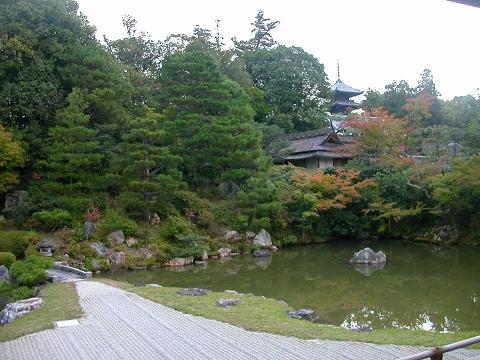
[329,62,363,114]
[274,128,351,169]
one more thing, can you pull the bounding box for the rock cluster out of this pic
[287,309,319,322]
[216,298,245,307]
[177,288,210,296]
[350,247,386,265]
[164,257,194,267]
[0,297,44,325]
[90,242,107,257]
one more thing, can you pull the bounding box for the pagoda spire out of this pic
[337,59,340,81]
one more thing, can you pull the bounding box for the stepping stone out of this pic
[55,319,80,328]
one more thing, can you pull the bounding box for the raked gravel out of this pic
[1,281,479,360]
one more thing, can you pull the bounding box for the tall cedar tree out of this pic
[159,50,261,188]
[36,89,105,213]
[115,110,182,221]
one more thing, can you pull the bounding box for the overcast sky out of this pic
[76,0,480,100]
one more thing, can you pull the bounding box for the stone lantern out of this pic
[37,239,54,257]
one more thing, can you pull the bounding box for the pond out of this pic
[105,241,480,332]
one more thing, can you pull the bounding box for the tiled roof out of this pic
[330,79,363,95]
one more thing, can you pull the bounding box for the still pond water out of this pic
[106,241,480,332]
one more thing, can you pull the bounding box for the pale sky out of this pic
[76,0,480,100]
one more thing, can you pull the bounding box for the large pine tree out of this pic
[36,89,105,213]
[114,109,183,221]
[159,50,261,188]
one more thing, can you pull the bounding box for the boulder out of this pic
[90,258,102,272]
[81,221,96,239]
[253,249,272,257]
[177,288,209,296]
[0,265,9,283]
[145,283,162,288]
[201,250,208,261]
[287,309,318,322]
[0,215,6,225]
[253,229,272,248]
[139,247,154,259]
[3,190,27,213]
[107,230,125,245]
[271,246,278,252]
[164,257,194,267]
[245,231,256,242]
[224,231,241,243]
[216,298,245,307]
[126,237,137,247]
[150,213,161,225]
[90,242,107,257]
[0,297,44,325]
[350,247,386,265]
[218,248,232,258]
[107,252,125,267]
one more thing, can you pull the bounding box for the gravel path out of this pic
[1,281,479,360]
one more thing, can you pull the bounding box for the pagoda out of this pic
[329,62,363,114]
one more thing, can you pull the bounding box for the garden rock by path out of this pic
[216,299,245,307]
[287,309,318,322]
[177,288,210,296]
[0,297,43,325]
[0,282,479,359]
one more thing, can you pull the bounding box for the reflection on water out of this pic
[105,240,480,331]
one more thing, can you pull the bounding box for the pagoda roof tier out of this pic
[330,100,360,113]
[330,79,363,96]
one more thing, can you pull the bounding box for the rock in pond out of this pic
[164,257,194,267]
[107,230,125,245]
[216,298,245,307]
[253,249,272,257]
[350,247,386,265]
[177,288,210,296]
[90,242,107,257]
[0,297,44,325]
[253,229,272,248]
[217,248,232,258]
[287,309,318,322]
[0,265,10,283]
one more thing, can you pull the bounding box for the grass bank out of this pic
[0,282,82,342]
[99,279,479,349]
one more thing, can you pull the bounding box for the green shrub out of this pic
[99,209,138,237]
[32,208,72,230]
[0,252,16,268]
[0,283,33,309]
[0,230,38,258]
[24,245,39,258]
[9,256,52,287]
[160,215,194,241]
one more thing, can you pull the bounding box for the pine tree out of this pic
[159,50,261,188]
[36,89,105,213]
[115,109,182,221]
